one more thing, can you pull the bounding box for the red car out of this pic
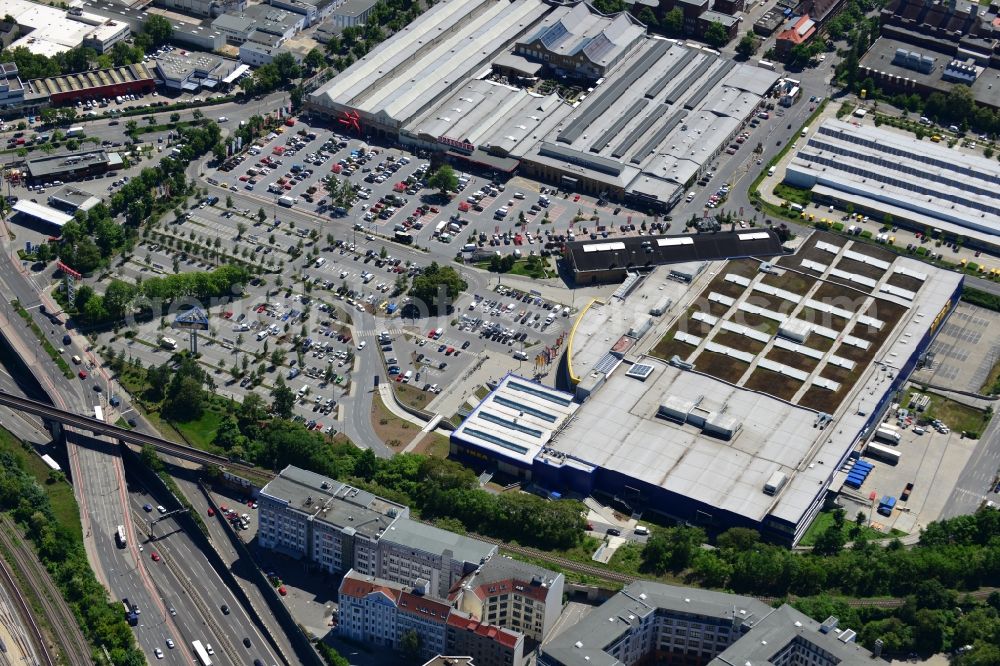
[219,504,228,512]
[207,508,215,517]
[278,586,287,596]
[151,552,161,562]
[573,194,581,202]
[78,370,88,379]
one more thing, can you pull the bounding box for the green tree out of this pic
[400,629,422,661]
[270,348,287,367]
[270,375,296,419]
[703,22,730,48]
[354,448,377,481]
[736,31,757,58]
[661,8,684,36]
[427,164,458,196]
[304,47,326,72]
[142,15,173,49]
[139,444,164,473]
[641,526,705,574]
[408,262,468,312]
[590,0,625,11]
[273,52,302,81]
[258,208,267,224]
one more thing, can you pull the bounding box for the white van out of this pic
[800,126,809,137]
[71,355,82,365]
[767,166,776,177]
[634,525,649,536]
[315,257,326,268]
[256,330,269,341]
[403,370,413,383]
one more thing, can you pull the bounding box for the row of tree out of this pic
[72,264,249,324]
[204,391,587,549]
[0,449,144,665]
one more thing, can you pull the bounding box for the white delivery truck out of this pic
[278,195,298,207]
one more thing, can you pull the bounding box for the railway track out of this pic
[0,515,91,666]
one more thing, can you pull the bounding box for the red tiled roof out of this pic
[339,576,401,604]
[447,614,521,648]
[471,578,549,603]
[777,14,816,45]
[398,591,451,623]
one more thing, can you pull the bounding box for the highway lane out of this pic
[75,432,190,664]
[0,231,199,663]
[126,489,283,666]
[169,472,300,663]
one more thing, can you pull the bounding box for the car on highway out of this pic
[154,649,163,659]
[166,639,175,649]
[156,505,166,514]
[221,604,230,615]
[143,503,153,512]
[243,638,252,648]
[150,552,160,561]
[78,370,88,379]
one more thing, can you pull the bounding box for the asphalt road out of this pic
[940,413,1000,519]
[126,484,282,666]
[0,224,245,662]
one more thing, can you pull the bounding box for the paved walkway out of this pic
[402,414,444,453]
[377,384,425,426]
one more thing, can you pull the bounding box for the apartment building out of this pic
[257,466,408,575]
[379,517,497,598]
[339,570,523,666]
[258,466,496,589]
[447,614,524,666]
[540,581,878,666]
[455,557,564,642]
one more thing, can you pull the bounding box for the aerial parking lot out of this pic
[208,116,675,258]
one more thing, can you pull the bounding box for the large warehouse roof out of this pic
[566,231,785,276]
[452,374,579,466]
[519,38,779,204]
[309,0,548,126]
[551,359,822,523]
[551,248,963,533]
[786,119,1000,237]
[516,2,645,69]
